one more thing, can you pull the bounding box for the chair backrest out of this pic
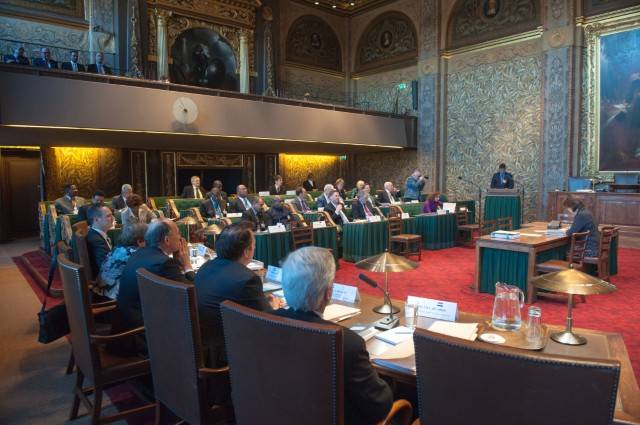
[167,199,180,219]
[495,216,513,231]
[613,173,639,185]
[455,210,468,226]
[137,269,207,425]
[319,210,337,227]
[413,329,620,425]
[71,230,94,283]
[598,226,616,260]
[373,206,384,217]
[480,219,497,236]
[568,230,589,265]
[56,240,72,260]
[388,205,403,218]
[291,224,314,250]
[189,207,206,228]
[388,216,403,237]
[57,254,99,382]
[72,220,88,235]
[220,301,344,425]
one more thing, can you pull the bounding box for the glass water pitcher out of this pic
[491,282,525,331]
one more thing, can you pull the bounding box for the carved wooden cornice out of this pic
[147,0,258,28]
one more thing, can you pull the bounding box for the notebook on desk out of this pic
[371,339,416,373]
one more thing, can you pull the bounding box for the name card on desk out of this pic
[401,212,410,219]
[331,283,360,303]
[286,190,296,195]
[407,296,457,322]
[259,191,270,196]
[227,212,243,218]
[436,209,446,215]
[410,200,419,204]
[265,265,282,283]
[312,221,327,229]
[268,224,286,234]
[317,207,325,212]
[367,215,382,223]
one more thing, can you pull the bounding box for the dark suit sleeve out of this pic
[87,231,111,278]
[378,192,388,204]
[200,201,210,218]
[239,275,271,311]
[506,173,515,189]
[163,257,195,283]
[344,330,393,423]
[181,186,190,198]
[352,202,365,220]
[490,173,498,189]
[567,210,588,238]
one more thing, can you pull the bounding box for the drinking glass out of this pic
[404,303,418,330]
[525,306,542,343]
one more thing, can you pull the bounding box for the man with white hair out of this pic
[275,247,393,424]
[378,181,399,205]
[112,183,133,210]
[315,183,335,209]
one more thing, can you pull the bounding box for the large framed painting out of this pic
[585,12,640,173]
[2,0,84,20]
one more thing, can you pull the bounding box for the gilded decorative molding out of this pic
[582,0,640,17]
[446,56,543,222]
[262,6,275,95]
[177,152,244,167]
[285,15,342,72]
[149,0,257,28]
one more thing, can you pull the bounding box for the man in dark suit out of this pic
[302,172,316,192]
[32,47,57,69]
[117,219,195,332]
[229,184,254,213]
[315,184,335,209]
[195,223,282,367]
[378,181,399,205]
[87,52,112,75]
[4,46,30,65]
[181,175,205,199]
[54,184,86,215]
[268,175,286,195]
[292,187,312,213]
[564,196,599,257]
[490,163,514,189]
[61,50,85,72]
[324,190,349,226]
[351,191,379,220]
[212,180,228,206]
[266,196,290,226]
[111,183,132,210]
[241,198,270,231]
[200,187,226,218]
[78,190,106,222]
[275,247,393,425]
[86,205,114,279]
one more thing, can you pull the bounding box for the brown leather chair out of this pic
[137,269,233,425]
[220,301,413,425]
[583,226,616,281]
[72,220,89,235]
[57,254,153,424]
[412,329,620,425]
[167,199,181,219]
[71,229,95,286]
[536,230,589,274]
[388,216,422,261]
[318,210,338,227]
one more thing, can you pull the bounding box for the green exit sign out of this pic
[339,155,347,161]
[397,82,407,90]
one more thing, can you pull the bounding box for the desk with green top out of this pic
[475,222,618,304]
[253,226,339,267]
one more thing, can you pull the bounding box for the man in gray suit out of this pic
[54,184,86,215]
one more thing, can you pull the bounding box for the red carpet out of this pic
[336,246,640,384]
[13,246,640,416]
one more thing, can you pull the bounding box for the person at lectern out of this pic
[490,163,514,189]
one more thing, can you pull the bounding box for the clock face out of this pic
[172,96,199,124]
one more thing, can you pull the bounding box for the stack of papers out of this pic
[490,231,521,240]
[262,282,282,292]
[247,260,264,271]
[322,304,361,322]
[427,321,478,341]
[371,340,416,373]
[374,326,414,345]
[545,229,567,237]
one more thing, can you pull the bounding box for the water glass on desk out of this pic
[525,306,542,343]
[405,302,418,330]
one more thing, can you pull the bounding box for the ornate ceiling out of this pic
[295,0,395,15]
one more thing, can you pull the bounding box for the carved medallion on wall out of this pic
[285,15,342,72]
[447,0,541,50]
[177,152,244,168]
[355,12,418,74]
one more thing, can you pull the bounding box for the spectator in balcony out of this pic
[4,46,30,65]
[33,47,58,69]
[61,50,85,72]
[88,52,112,75]
[302,172,316,191]
[268,175,286,195]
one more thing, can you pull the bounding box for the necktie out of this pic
[194,187,201,199]
[212,199,222,217]
[301,198,308,211]
[242,197,250,209]
[364,202,372,217]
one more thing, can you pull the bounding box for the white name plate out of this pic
[258,191,270,196]
[331,283,360,303]
[367,215,382,223]
[227,212,243,218]
[436,209,446,215]
[317,207,325,212]
[401,212,410,219]
[268,225,286,234]
[286,190,296,195]
[265,265,282,283]
[407,296,457,322]
[312,220,327,229]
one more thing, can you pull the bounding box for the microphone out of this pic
[358,274,399,330]
[358,273,378,288]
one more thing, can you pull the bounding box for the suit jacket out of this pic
[316,194,331,209]
[54,196,86,215]
[266,206,290,225]
[117,246,195,331]
[195,257,271,367]
[273,309,393,425]
[33,58,58,69]
[404,176,425,200]
[230,196,254,213]
[490,172,514,189]
[324,202,347,225]
[567,206,599,257]
[292,197,311,213]
[241,207,271,230]
[86,228,112,280]
[111,194,127,210]
[4,54,30,65]
[181,185,205,199]
[302,180,316,191]
[61,62,86,72]
[87,63,112,75]
[378,190,398,204]
[200,197,226,218]
[268,185,286,195]
[77,203,109,222]
[351,199,378,220]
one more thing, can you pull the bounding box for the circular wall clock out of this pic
[172,96,199,124]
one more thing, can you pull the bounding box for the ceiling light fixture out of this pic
[314,1,319,4]
[332,4,337,8]
[350,1,355,5]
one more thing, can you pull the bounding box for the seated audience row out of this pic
[4,46,112,74]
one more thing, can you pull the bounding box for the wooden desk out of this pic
[341,293,640,424]
[547,191,640,227]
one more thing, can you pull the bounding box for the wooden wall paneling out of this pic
[597,195,640,226]
[161,151,177,196]
[130,150,148,199]
[243,154,256,192]
[264,153,278,189]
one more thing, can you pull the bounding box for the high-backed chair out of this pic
[319,210,337,227]
[291,222,314,250]
[455,210,477,247]
[388,205,403,218]
[220,301,412,425]
[480,219,497,236]
[583,226,616,281]
[412,329,620,425]
[58,255,153,424]
[137,269,232,425]
[536,230,589,274]
[388,216,422,261]
[167,199,181,219]
[72,220,89,235]
[71,230,95,285]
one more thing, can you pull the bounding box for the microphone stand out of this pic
[359,274,400,330]
[458,176,482,225]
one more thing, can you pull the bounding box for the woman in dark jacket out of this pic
[564,196,599,257]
